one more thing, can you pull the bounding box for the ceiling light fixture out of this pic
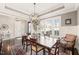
[31,3,38,21]
[31,3,40,25]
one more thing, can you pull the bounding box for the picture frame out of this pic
[65,18,71,25]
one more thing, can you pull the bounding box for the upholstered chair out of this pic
[59,34,77,55]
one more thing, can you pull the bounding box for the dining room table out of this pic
[26,35,59,55]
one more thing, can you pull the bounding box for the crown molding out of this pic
[38,5,64,17]
[5,5,30,16]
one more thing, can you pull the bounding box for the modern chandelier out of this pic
[31,3,40,25]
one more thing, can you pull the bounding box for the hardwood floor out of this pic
[1,38,79,55]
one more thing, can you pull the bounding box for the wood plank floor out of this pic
[1,38,79,55]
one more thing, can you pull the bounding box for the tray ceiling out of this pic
[0,3,79,20]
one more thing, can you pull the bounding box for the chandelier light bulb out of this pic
[32,15,38,20]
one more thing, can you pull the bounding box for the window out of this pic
[15,21,24,36]
[39,16,61,37]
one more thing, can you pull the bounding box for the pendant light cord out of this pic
[34,3,36,15]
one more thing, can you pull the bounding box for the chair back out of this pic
[22,36,27,45]
[22,36,27,40]
[64,34,77,48]
[65,34,77,42]
[30,38,37,46]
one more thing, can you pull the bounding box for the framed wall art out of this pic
[65,18,71,25]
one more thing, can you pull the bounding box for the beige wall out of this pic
[60,26,77,37]
[60,10,79,53]
[61,11,77,26]
[60,11,78,52]
[0,15,15,37]
[0,15,27,39]
[76,8,79,53]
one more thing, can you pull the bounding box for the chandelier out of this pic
[31,3,40,25]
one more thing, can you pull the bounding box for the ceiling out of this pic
[0,3,79,20]
[5,3,62,15]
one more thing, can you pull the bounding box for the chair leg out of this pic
[72,48,74,55]
[56,48,59,55]
[31,45,32,55]
[54,46,58,55]
[43,48,45,55]
[36,45,38,55]
[26,45,28,52]
[31,49,32,55]
[48,49,51,55]
[36,51,37,55]
[0,50,1,55]
[58,48,59,55]
[36,48,38,55]
[26,42,28,51]
[23,44,25,49]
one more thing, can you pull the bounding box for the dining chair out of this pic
[30,38,44,55]
[22,35,31,52]
[22,36,27,49]
[59,34,77,55]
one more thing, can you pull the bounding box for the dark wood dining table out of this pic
[26,36,59,55]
